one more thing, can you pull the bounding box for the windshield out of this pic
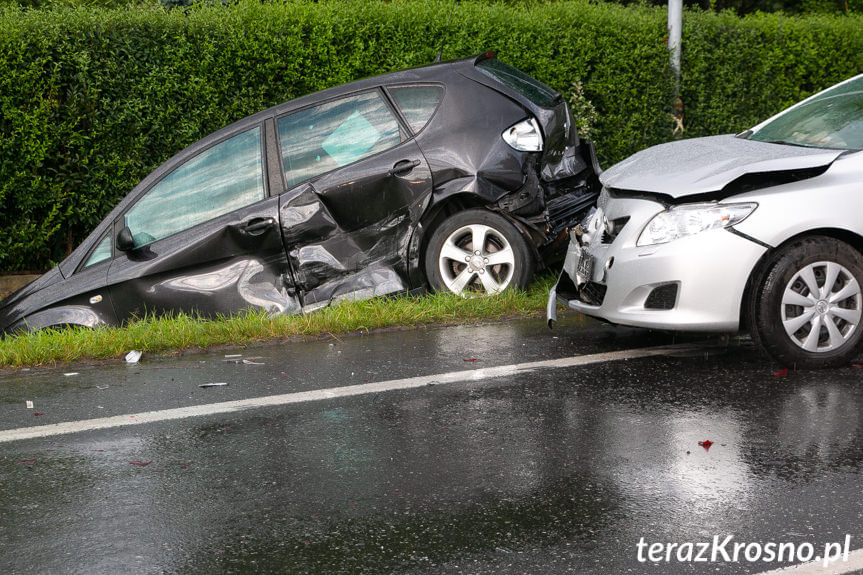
[748,75,863,150]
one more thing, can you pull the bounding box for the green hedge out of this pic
[0,0,861,272]
[681,10,863,137]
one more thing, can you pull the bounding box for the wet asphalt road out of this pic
[1,315,862,575]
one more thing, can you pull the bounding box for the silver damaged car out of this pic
[549,74,863,368]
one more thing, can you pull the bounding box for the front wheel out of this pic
[424,209,536,296]
[750,236,863,368]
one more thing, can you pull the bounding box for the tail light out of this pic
[502,117,543,152]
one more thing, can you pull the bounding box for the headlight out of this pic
[637,202,757,247]
[502,117,543,152]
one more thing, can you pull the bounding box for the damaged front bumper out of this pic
[548,198,768,332]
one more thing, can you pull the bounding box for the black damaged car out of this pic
[0,52,600,334]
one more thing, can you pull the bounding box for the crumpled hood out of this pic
[600,134,844,198]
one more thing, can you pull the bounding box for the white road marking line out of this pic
[0,343,701,444]
[754,548,863,575]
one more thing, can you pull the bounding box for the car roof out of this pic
[217,55,479,138]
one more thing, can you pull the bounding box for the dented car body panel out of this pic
[0,53,600,334]
[600,134,843,200]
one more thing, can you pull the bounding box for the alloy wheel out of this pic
[781,260,862,353]
[438,223,516,296]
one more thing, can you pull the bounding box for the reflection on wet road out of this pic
[1,318,861,574]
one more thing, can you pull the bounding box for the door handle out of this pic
[389,159,421,177]
[241,217,275,235]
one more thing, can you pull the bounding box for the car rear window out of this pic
[476,58,560,108]
[388,85,444,134]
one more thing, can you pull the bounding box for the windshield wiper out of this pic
[762,139,818,149]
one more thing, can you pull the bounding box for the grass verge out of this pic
[0,275,558,369]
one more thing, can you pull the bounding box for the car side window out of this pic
[82,235,112,269]
[124,126,265,248]
[278,91,403,189]
[388,85,444,134]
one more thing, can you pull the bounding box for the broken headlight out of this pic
[637,202,757,247]
[502,117,543,152]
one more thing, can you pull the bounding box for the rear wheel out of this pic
[424,209,535,296]
[751,236,863,368]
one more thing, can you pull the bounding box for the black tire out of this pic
[750,236,863,368]
[424,209,536,296]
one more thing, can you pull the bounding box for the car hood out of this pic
[600,134,844,198]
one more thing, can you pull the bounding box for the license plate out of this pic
[577,252,594,281]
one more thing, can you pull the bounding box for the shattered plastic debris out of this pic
[199,382,228,388]
[17,459,36,466]
[427,380,441,386]
[125,350,142,364]
[463,358,478,362]
[33,412,44,417]
[850,362,863,369]
[698,440,713,451]
[773,368,789,377]
[25,401,33,409]
[130,460,152,466]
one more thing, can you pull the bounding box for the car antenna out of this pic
[433,0,457,63]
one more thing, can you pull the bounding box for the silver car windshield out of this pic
[748,76,863,151]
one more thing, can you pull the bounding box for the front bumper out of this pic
[548,199,768,332]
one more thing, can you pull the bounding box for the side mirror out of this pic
[116,226,136,252]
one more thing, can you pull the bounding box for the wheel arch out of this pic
[411,193,541,285]
[740,227,863,331]
[14,305,106,333]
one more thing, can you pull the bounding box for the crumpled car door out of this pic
[275,89,433,309]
